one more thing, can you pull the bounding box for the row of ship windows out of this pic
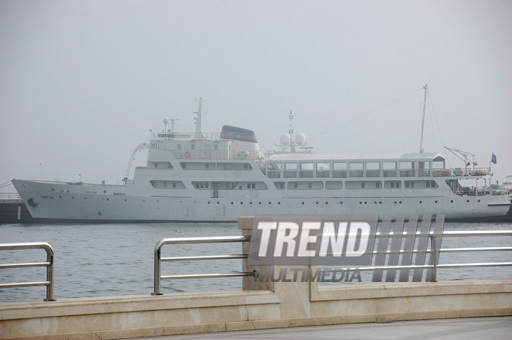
[149,180,439,190]
[150,161,252,171]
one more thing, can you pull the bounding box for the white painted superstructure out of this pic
[12,100,511,222]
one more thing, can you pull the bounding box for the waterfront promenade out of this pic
[1,217,511,339]
[130,316,512,340]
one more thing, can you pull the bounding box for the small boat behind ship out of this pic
[12,97,511,223]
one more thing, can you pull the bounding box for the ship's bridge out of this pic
[149,125,265,162]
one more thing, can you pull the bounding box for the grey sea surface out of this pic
[0,222,511,303]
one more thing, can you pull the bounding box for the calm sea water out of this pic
[1,221,511,303]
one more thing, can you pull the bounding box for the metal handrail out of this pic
[153,235,253,295]
[322,230,512,282]
[0,242,55,301]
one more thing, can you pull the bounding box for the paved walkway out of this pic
[129,316,511,340]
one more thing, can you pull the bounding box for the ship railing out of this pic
[152,236,254,295]
[0,193,21,200]
[0,242,55,301]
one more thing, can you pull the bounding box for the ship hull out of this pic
[12,179,511,223]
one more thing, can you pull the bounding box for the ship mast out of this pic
[289,111,296,152]
[194,97,206,140]
[419,84,428,153]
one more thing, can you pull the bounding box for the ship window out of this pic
[349,162,364,170]
[346,181,381,190]
[366,162,380,170]
[349,162,364,178]
[384,180,401,189]
[150,180,185,189]
[178,144,181,150]
[400,161,414,169]
[325,181,342,190]
[274,182,285,190]
[214,144,218,151]
[288,181,323,190]
[316,162,330,178]
[285,163,297,170]
[218,162,252,170]
[299,162,314,178]
[191,144,195,150]
[333,162,347,170]
[365,162,380,177]
[383,162,396,169]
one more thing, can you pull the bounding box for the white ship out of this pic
[12,98,511,223]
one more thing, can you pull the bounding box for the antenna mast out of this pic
[289,111,295,152]
[419,84,428,153]
[194,97,206,140]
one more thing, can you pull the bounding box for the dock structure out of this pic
[0,217,511,339]
[0,195,34,224]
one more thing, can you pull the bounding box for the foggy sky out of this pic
[1,0,511,190]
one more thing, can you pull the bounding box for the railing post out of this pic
[153,241,163,295]
[45,246,55,301]
[431,235,438,282]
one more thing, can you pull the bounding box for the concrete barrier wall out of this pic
[0,217,510,339]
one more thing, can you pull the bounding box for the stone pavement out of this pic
[128,316,512,340]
